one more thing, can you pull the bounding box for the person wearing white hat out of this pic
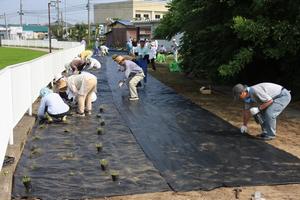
[172,38,179,62]
[56,72,97,116]
[113,55,144,101]
[37,87,70,122]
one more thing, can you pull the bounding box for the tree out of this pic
[155,0,300,94]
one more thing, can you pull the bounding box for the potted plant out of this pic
[100,120,105,126]
[100,159,108,171]
[110,170,119,181]
[22,175,32,192]
[64,128,70,133]
[99,106,104,113]
[96,143,103,152]
[97,127,104,135]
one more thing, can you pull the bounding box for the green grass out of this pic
[0,47,47,69]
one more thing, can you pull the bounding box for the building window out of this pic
[144,14,149,19]
[135,14,141,19]
[155,15,160,19]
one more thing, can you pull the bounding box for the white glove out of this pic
[250,107,260,116]
[240,125,248,133]
[118,80,125,88]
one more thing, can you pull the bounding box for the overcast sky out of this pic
[0,0,127,25]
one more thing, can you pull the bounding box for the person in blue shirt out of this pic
[38,87,70,123]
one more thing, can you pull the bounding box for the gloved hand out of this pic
[240,125,248,133]
[250,107,260,116]
[118,80,125,88]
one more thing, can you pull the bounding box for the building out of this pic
[22,25,48,40]
[94,0,168,24]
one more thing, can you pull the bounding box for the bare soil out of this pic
[95,64,300,200]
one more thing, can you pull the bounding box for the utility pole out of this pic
[0,13,9,39]
[64,0,67,38]
[48,2,52,53]
[4,13,8,39]
[19,0,24,26]
[87,0,91,45]
[56,0,60,25]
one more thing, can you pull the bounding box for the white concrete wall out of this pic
[0,44,84,171]
[2,39,80,49]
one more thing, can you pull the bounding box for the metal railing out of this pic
[0,43,84,171]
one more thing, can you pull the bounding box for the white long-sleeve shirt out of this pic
[38,93,69,118]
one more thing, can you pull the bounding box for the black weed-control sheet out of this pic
[105,57,300,191]
[12,57,169,200]
[13,56,300,199]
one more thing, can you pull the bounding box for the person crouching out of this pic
[38,87,70,123]
[57,72,97,116]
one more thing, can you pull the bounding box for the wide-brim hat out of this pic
[56,79,68,91]
[115,55,125,64]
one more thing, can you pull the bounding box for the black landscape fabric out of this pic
[105,56,300,191]
[12,55,300,199]
[12,57,169,200]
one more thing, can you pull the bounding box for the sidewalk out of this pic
[0,103,38,200]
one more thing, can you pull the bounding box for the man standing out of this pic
[136,39,150,84]
[233,83,291,140]
[171,38,179,62]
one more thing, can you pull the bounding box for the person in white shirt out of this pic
[149,42,157,71]
[100,45,109,56]
[80,38,86,49]
[113,55,145,101]
[85,57,101,70]
[37,87,70,122]
[57,72,97,116]
[172,38,179,62]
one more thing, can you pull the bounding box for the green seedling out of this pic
[99,106,104,113]
[110,170,119,181]
[32,136,41,141]
[96,143,103,152]
[97,127,104,135]
[100,120,105,126]
[100,159,108,171]
[30,146,41,158]
[96,114,102,118]
[22,175,32,192]
[39,124,46,129]
[69,171,75,176]
[64,128,70,133]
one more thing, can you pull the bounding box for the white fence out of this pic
[0,44,85,171]
[2,39,80,49]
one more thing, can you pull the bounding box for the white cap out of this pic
[172,38,176,42]
[54,73,63,82]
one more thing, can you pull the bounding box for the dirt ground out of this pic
[95,64,300,200]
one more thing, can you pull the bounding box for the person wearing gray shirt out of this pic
[233,82,291,140]
[113,55,145,101]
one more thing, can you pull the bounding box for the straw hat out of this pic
[115,55,125,64]
[56,79,68,92]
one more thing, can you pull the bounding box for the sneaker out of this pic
[61,116,67,122]
[85,110,92,115]
[45,113,53,123]
[129,97,139,101]
[256,133,275,141]
[76,112,85,117]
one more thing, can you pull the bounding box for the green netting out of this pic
[156,53,166,63]
[168,61,182,72]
